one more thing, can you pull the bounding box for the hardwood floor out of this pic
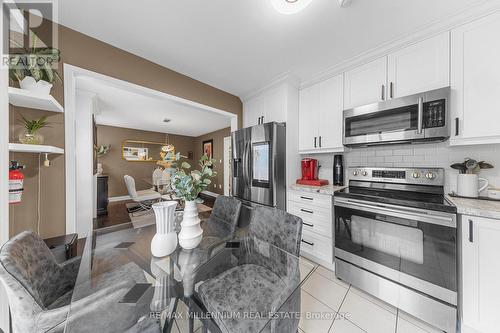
[96,200,133,229]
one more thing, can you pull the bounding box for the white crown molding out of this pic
[242,72,300,102]
[300,0,500,89]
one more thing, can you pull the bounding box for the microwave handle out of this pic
[417,97,424,134]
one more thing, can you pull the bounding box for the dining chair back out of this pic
[124,175,139,200]
[249,206,303,256]
[204,196,242,239]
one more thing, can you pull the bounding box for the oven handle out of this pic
[334,198,456,228]
[417,97,424,134]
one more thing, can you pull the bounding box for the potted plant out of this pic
[18,115,50,145]
[9,33,62,95]
[171,154,217,249]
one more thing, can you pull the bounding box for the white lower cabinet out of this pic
[460,215,500,333]
[288,190,333,268]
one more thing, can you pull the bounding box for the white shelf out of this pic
[8,87,64,113]
[9,143,64,154]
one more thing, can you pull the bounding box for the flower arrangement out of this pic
[171,154,217,203]
[95,145,110,158]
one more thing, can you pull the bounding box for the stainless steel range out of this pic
[334,167,457,333]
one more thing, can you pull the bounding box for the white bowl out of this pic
[19,77,53,96]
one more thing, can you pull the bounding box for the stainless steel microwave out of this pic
[343,87,450,147]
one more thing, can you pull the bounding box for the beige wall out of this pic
[8,20,242,238]
[194,127,231,195]
[97,125,195,197]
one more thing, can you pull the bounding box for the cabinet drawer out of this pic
[288,204,332,238]
[300,229,333,264]
[288,190,332,209]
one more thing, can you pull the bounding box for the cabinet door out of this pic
[461,215,500,332]
[344,57,387,109]
[318,74,344,150]
[388,32,450,99]
[451,12,500,145]
[243,96,264,128]
[298,85,319,151]
[264,85,286,124]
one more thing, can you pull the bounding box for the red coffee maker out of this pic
[297,158,329,186]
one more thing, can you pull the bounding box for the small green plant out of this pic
[95,145,110,158]
[20,114,50,134]
[9,33,62,84]
[171,154,217,203]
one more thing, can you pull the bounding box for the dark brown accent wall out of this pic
[97,125,196,197]
[8,20,242,238]
[194,127,231,195]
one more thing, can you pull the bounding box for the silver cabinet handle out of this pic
[319,136,322,148]
[468,219,474,243]
[303,222,314,227]
[455,118,460,136]
[301,239,314,246]
[300,196,313,201]
[417,97,424,134]
[390,82,394,99]
[261,116,264,124]
[381,84,386,100]
[301,208,314,214]
[314,137,317,148]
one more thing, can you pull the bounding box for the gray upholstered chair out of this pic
[197,206,303,333]
[0,231,161,333]
[202,195,242,240]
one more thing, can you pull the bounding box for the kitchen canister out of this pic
[457,174,489,198]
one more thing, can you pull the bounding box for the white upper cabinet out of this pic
[299,74,344,153]
[461,215,500,333]
[388,32,450,99]
[243,85,286,128]
[318,75,344,151]
[298,85,319,151]
[450,11,500,146]
[344,57,387,110]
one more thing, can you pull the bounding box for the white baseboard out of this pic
[201,190,221,198]
[108,195,131,202]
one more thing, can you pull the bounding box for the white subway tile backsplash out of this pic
[385,155,403,163]
[393,149,413,156]
[304,142,500,193]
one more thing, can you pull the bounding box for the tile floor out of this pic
[171,257,445,333]
[297,258,444,333]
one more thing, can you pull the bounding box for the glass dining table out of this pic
[64,220,314,333]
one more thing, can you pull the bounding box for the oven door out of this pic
[334,197,457,304]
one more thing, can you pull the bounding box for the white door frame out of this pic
[0,2,11,330]
[223,136,232,196]
[63,64,238,235]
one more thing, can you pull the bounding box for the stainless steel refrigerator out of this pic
[231,122,286,222]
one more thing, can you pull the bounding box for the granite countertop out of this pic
[289,183,347,196]
[446,195,500,220]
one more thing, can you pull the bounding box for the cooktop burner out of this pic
[336,167,457,213]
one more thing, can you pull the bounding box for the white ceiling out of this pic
[76,76,231,137]
[60,0,487,97]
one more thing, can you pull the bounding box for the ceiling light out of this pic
[271,0,313,15]
[163,118,171,123]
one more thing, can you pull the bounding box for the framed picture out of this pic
[202,139,214,159]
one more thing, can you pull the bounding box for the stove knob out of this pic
[412,172,420,179]
[425,172,436,180]
[353,170,359,176]
[362,171,368,176]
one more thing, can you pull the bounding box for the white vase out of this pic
[178,200,203,249]
[151,201,178,257]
